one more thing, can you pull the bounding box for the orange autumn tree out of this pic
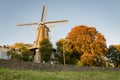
[65,25,108,66]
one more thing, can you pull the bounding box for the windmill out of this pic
[17,5,68,63]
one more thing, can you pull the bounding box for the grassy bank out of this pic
[0,67,120,80]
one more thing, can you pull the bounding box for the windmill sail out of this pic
[44,20,68,24]
[41,5,46,22]
[17,22,38,26]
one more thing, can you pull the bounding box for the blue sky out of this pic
[0,0,120,47]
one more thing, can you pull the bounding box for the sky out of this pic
[0,0,120,47]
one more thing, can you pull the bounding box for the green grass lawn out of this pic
[0,67,120,80]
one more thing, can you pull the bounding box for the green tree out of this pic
[22,49,34,61]
[65,25,108,66]
[56,39,64,64]
[56,39,79,65]
[39,38,53,62]
[107,45,120,67]
[7,42,34,62]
